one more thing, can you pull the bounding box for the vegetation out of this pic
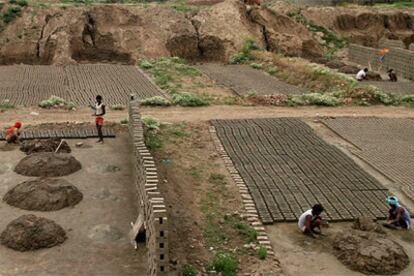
[230,38,259,64]
[171,92,209,107]
[376,1,414,9]
[120,119,129,124]
[258,246,268,260]
[0,100,15,109]
[209,251,238,276]
[182,264,197,276]
[39,96,75,110]
[142,116,161,131]
[110,104,125,110]
[140,96,171,106]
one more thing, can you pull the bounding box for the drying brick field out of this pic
[212,118,390,224]
[0,65,164,106]
[323,118,414,201]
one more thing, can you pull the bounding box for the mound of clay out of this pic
[3,178,83,211]
[338,65,360,74]
[326,60,346,69]
[333,229,409,275]
[366,71,382,81]
[20,139,71,155]
[353,217,385,234]
[0,214,67,251]
[14,152,81,177]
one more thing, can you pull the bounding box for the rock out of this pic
[75,142,84,148]
[333,229,409,275]
[0,215,67,251]
[326,60,346,69]
[193,0,263,61]
[88,224,122,243]
[353,217,385,234]
[3,178,83,211]
[14,152,82,177]
[20,139,71,155]
[338,65,360,74]
[248,5,324,58]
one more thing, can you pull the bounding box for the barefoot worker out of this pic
[92,95,106,144]
[356,68,368,81]
[383,196,411,230]
[388,69,398,82]
[5,122,22,144]
[298,204,324,238]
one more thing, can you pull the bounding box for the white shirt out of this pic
[356,70,366,80]
[95,102,104,116]
[298,209,313,231]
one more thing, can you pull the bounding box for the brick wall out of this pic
[129,99,169,276]
[349,44,414,79]
[379,39,406,49]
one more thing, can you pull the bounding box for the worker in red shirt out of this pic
[5,122,22,144]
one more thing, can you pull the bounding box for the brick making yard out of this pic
[323,117,414,201]
[197,64,304,96]
[0,65,164,106]
[211,118,390,223]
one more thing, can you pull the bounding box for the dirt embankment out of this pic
[0,1,323,64]
[301,6,414,48]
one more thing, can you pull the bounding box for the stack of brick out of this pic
[349,44,414,79]
[129,99,169,276]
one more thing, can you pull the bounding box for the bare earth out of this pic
[0,133,146,275]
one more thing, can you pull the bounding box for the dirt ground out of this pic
[0,133,146,275]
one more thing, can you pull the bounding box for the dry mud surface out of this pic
[20,139,71,155]
[0,65,164,106]
[212,118,390,223]
[323,118,414,201]
[0,133,145,275]
[197,64,304,96]
[3,178,83,211]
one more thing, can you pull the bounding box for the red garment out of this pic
[5,126,16,137]
[95,116,104,126]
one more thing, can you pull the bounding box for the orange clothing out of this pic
[95,116,104,126]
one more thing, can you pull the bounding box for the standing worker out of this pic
[93,95,106,144]
[4,122,22,144]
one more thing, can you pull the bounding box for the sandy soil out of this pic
[0,133,146,275]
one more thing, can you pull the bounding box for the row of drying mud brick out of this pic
[129,100,169,276]
[349,44,414,79]
[0,127,115,140]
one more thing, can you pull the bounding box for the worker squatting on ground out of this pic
[5,122,22,144]
[92,95,106,144]
[383,196,412,230]
[298,204,324,238]
[356,68,369,81]
[388,69,398,82]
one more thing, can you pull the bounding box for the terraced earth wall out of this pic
[129,99,169,276]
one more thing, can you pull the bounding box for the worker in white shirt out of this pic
[356,68,368,81]
[298,204,324,238]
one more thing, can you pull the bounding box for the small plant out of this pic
[182,264,197,276]
[401,95,414,104]
[230,38,259,64]
[0,100,15,109]
[3,6,22,23]
[267,66,278,76]
[171,92,209,107]
[208,173,226,185]
[145,134,162,151]
[110,104,125,111]
[16,0,28,7]
[258,246,268,260]
[300,93,339,106]
[120,119,129,125]
[139,59,153,70]
[142,116,161,131]
[209,251,238,276]
[140,96,171,106]
[39,96,75,110]
[245,90,257,98]
[250,63,263,69]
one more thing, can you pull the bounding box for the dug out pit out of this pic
[3,178,83,211]
[14,152,81,177]
[0,214,67,252]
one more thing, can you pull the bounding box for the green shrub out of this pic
[16,0,28,7]
[0,100,15,109]
[235,222,257,242]
[210,251,238,276]
[110,104,125,110]
[250,63,263,69]
[301,93,339,106]
[140,96,171,106]
[3,6,22,23]
[172,92,209,107]
[182,264,197,276]
[258,246,268,260]
[145,134,162,151]
[230,38,259,64]
[267,66,278,76]
[39,95,75,110]
[401,95,414,104]
[142,116,161,131]
[120,119,129,125]
[139,59,153,70]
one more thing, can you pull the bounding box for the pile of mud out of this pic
[20,139,71,155]
[0,215,67,251]
[333,229,409,275]
[14,152,81,177]
[3,178,83,211]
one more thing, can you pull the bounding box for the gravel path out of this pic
[212,118,389,223]
[197,64,304,96]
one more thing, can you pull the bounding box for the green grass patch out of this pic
[258,246,268,260]
[140,96,171,106]
[230,38,259,64]
[224,215,257,243]
[209,251,238,276]
[39,95,75,110]
[0,100,15,109]
[182,264,197,276]
[171,92,209,107]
